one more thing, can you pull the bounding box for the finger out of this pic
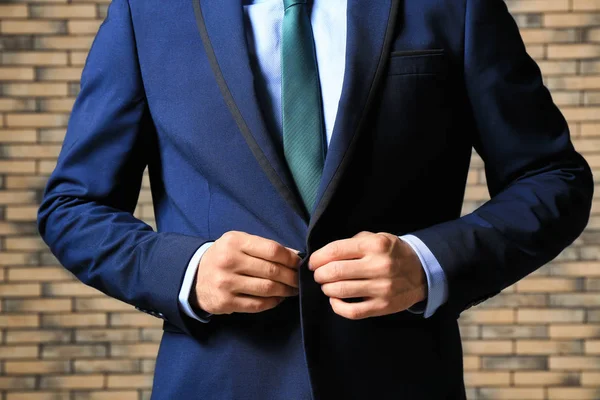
[313,259,378,284]
[329,297,387,320]
[308,237,366,271]
[231,295,284,314]
[237,256,299,288]
[353,230,373,238]
[241,235,301,268]
[321,280,376,299]
[285,246,300,255]
[233,276,299,298]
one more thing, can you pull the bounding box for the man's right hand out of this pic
[192,230,302,315]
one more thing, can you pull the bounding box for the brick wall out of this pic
[0,1,598,399]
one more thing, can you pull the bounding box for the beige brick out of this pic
[7,393,70,400]
[581,372,600,386]
[544,13,600,27]
[2,83,68,97]
[34,36,95,51]
[5,329,71,344]
[0,67,35,81]
[6,113,69,128]
[517,308,585,323]
[586,340,600,354]
[6,206,42,221]
[1,144,62,159]
[507,0,570,12]
[550,293,600,307]
[549,262,600,276]
[0,314,38,328]
[30,5,97,18]
[0,346,38,359]
[514,371,580,386]
[75,328,138,343]
[482,356,548,370]
[462,340,513,355]
[551,91,582,106]
[4,298,71,312]
[589,28,600,41]
[38,128,66,143]
[41,313,107,328]
[68,20,102,34]
[573,0,600,10]
[5,236,48,251]
[550,356,600,370]
[41,344,106,359]
[582,60,600,75]
[538,60,578,75]
[0,283,41,297]
[0,129,36,143]
[547,388,600,399]
[74,359,138,373]
[110,343,159,358]
[516,340,584,355]
[69,51,89,66]
[482,325,548,339]
[38,159,58,173]
[0,377,35,390]
[40,375,103,390]
[0,252,38,266]
[459,309,515,325]
[109,312,160,328]
[42,282,102,297]
[478,387,545,399]
[1,20,66,34]
[0,160,36,173]
[521,28,578,44]
[516,277,582,292]
[0,5,28,18]
[72,392,138,400]
[547,76,600,90]
[548,44,600,59]
[36,66,83,81]
[39,98,76,112]
[75,297,131,312]
[1,51,68,66]
[563,107,600,122]
[106,374,152,389]
[5,360,70,375]
[550,325,600,339]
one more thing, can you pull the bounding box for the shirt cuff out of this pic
[178,241,215,323]
[399,234,448,318]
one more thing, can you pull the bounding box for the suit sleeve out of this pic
[410,0,594,319]
[36,0,210,336]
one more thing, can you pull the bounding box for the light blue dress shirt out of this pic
[178,0,448,323]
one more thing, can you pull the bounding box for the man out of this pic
[37,0,593,398]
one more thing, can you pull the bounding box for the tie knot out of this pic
[283,0,307,10]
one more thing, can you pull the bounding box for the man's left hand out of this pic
[308,231,427,320]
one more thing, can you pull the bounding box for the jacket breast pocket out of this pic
[386,49,449,77]
[369,49,454,165]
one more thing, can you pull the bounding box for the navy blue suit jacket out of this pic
[37,0,594,399]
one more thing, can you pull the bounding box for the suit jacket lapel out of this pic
[307,0,401,235]
[192,0,401,236]
[192,0,309,223]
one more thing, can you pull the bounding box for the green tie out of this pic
[281,0,326,215]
